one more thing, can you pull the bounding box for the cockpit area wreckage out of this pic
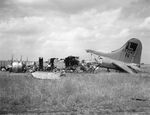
[0,38,143,77]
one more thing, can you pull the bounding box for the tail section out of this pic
[86,38,142,64]
[110,38,142,64]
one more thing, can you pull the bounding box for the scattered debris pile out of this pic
[64,56,79,72]
[0,56,100,73]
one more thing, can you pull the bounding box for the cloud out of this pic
[13,0,107,14]
[139,17,150,30]
[0,0,150,63]
[121,0,150,19]
[0,0,138,17]
[0,8,130,60]
[1,0,149,21]
[0,17,45,36]
[1,0,149,19]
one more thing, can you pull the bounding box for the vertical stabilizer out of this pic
[110,38,142,64]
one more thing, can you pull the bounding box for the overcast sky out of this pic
[0,0,150,63]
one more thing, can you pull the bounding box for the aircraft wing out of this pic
[112,61,135,74]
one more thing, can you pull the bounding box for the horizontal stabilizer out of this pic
[112,62,134,74]
[127,64,141,73]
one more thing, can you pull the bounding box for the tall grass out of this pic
[0,71,150,114]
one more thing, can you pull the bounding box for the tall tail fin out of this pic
[110,38,142,64]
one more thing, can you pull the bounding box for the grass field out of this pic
[0,65,150,115]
